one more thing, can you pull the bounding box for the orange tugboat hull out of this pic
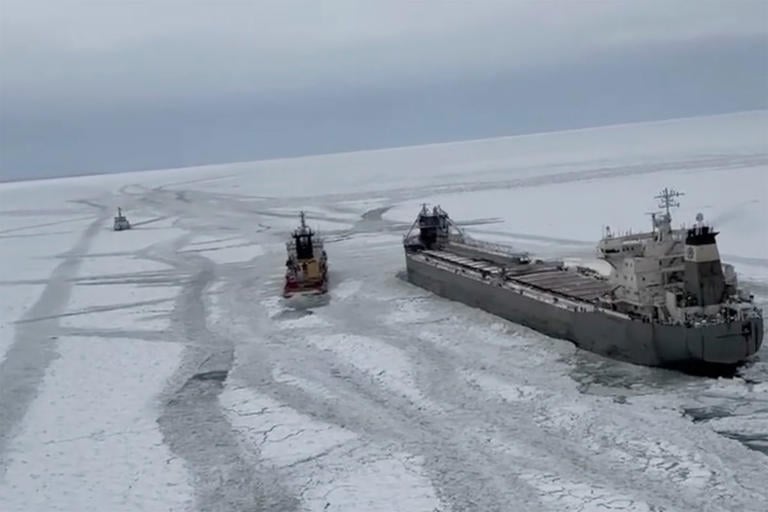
[282,276,328,298]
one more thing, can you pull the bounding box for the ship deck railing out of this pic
[449,234,529,259]
[414,250,631,320]
[421,249,504,276]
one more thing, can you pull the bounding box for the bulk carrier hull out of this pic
[405,253,763,367]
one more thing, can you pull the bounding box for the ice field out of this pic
[0,111,767,511]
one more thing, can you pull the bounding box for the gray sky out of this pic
[1,0,767,180]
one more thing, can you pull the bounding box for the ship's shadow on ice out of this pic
[666,361,743,379]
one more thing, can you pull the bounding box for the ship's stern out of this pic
[693,316,764,364]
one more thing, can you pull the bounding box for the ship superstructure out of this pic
[113,207,131,231]
[596,189,756,329]
[403,193,763,367]
[283,211,328,298]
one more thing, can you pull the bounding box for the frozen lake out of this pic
[1,111,767,511]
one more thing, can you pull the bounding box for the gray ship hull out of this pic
[405,255,763,367]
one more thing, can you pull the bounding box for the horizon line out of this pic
[2,108,766,185]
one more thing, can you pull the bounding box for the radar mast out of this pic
[655,187,684,219]
[650,187,684,239]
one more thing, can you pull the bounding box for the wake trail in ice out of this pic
[0,204,108,475]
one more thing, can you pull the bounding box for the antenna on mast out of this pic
[645,211,656,231]
[299,210,307,230]
[654,187,684,218]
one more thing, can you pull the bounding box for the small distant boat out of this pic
[113,207,131,231]
[283,212,328,298]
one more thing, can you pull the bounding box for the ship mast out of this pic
[652,187,683,239]
[295,210,313,236]
[655,187,683,219]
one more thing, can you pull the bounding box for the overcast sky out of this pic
[1,1,767,180]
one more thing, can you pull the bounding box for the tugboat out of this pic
[283,211,328,298]
[403,190,763,368]
[113,207,131,231]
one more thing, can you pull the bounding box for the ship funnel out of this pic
[683,221,725,306]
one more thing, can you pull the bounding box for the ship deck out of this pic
[419,248,613,303]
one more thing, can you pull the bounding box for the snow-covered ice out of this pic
[0,337,191,512]
[1,111,767,511]
[221,386,445,511]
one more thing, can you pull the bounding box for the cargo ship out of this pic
[402,189,763,367]
[283,211,328,298]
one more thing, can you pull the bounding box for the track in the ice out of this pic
[138,161,766,510]
[2,155,765,511]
